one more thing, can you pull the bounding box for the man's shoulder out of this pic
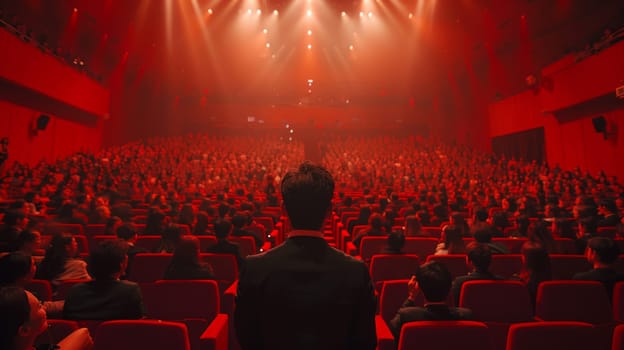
[246,240,366,268]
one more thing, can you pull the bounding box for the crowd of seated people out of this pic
[0,134,622,347]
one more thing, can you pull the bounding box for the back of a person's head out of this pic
[280,162,335,231]
[0,286,30,350]
[88,240,128,280]
[474,207,488,222]
[491,212,508,228]
[214,219,232,239]
[415,261,452,302]
[231,214,246,229]
[162,224,183,244]
[404,215,421,235]
[387,231,405,251]
[15,229,40,251]
[171,237,200,266]
[588,237,619,264]
[443,225,462,245]
[473,228,492,243]
[467,243,492,272]
[521,243,552,279]
[0,252,33,287]
[516,215,530,232]
[359,206,372,220]
[218,202,230,218]
[116,224,137,241]
[369,213,384,230]
[344,196,353,207]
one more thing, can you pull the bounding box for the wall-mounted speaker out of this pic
[36,115,50,131]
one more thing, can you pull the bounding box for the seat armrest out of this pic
[200,314,229,350]
[375,315,395,350]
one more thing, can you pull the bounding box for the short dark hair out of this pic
[0,286,30,349]
[467,243,492,272]
[0,252,33,286]
[281,162,335,231]
[116,224,137,241]
[587,237,619,264]
[579,217,597,234]
[387,231,405,251]
[88,240,128,280]
[214,219,232,239]
[474,207,488,222]
[369,213,384,230]
[414,261,452,302]
[232,214,246,229]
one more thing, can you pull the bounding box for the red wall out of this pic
[0,100,103,165]
[489,41,624,178]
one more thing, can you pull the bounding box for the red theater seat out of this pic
[94,320,191,350]
[26,279,53,301]
[489,254,523,279]
[425,255,469,279]
[613,324,624,350]
[613,282,624,323]
[370,254,420,292]
[228,236,256,258]
[126,253,172,283]
[397,321,491,350]
[460,280,534,350]
[141,280,228,350]
[549,255,592,279]
[35,320,79,347]
[505,322,595,350]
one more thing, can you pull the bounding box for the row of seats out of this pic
[39,234,259,258]
[36,280,228,350]
[377,280,622,350]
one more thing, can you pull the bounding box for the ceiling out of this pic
[2,0,624,106]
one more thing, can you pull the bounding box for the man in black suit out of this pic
[63,240,144,320]
[389,261,473,340]
[573,237,623,300]
[206,219,244,268]
[235,162,377,350]
[451,243,503,305]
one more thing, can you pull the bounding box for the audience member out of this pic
[63,240,145,320]
[514,243,552,307]
[164,236,214,280]
[352,213,386,248]
[206,219,244,268]
[35,234,90,288]
[451,243,503,305]
[382,231,406,254]
[573,237,623,300]
[389,261,473,340]
[435,225,466,255]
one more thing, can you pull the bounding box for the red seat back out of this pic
[379,280,424,325]
[425,255,469,279]
[490,254,523,279]
[536,281,613,324]
[460,280,533,322]
[26,279,52,301]
[549,255,592,279]
[398,321,490,350]
[403,238,438,258]
[94,320,191,350]
[127,253,172,282]
[505,321,595,350]
[359,236,388,261]
[370,255,420,292]
[612,282,624,323]
[228,236,256,258]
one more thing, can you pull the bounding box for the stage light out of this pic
[73,8,78,12]
[263,28,268,34]
[307,44,312,49]
[341,11,347,17]
[408,13,413,19]
[368,12,373,18]
[307,10,312,17]
[207,8,213,14]
[266,43,271,48]
[285,124,290,128]
[307,79,314,85]
[349,45,354,51]
[247,9,252,14]
[308,89,312,94]
[360,11,364,17]
[273,10,279,15]
[307,29,312,36]
[290,129,295,133]
[257,9,262,15]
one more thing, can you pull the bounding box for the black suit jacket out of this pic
[389,300,473,339]
[63,279,145,320]
[206,239,244,268]
[573,268,624,300]
[235,236,377,350]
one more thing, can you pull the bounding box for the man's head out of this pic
[387,231,405,251]
[88,240,128,280]
[116,224,138,242]
[0,252,36,287]
[369,213,384,230]
[214,219,232,239]
[467,242,492,272]
[413,261,452,302]
[586,237,620,265]
[281,162,335,231]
